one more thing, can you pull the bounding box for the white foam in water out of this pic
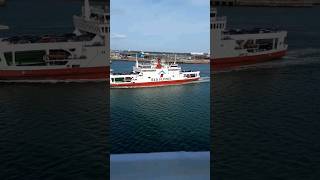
[110,77,210,89]
[111,151,210,180]
[213,48,320,74]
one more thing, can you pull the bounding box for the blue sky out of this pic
[111,0,209,53]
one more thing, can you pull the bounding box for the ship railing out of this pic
[212,16,227,22]
[181,70,199,73]
[111,72,136,76]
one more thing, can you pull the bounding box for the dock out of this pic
[111,50,210,64]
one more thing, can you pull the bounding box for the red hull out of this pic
[0,66,109,81]
[211,50,287,71]
[111,77,200,88]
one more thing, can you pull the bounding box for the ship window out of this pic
[256,39,273,51]
[115,77,125,82]
[15,50,46,66]
[49,49,71,60]
[4,52,13,66]
[124,77,132,82]
[284,36,288,44]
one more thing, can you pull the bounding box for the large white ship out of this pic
[0,0,109,81]
[110,57,200,88]
[210,6,288,70]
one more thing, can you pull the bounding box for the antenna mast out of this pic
[84,0,91,20]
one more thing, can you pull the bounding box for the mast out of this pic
[174,54,177,64]
[84,0,91,20]
[135,54,139,68]
[103,4,107,48]
[0,25,9,30]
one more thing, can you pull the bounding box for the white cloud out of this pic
[111,33,127,39]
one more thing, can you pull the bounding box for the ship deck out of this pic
[224,27,284,35]
[0,33,96,44]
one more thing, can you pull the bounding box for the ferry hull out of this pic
[211,50,287,71]
[111,77,200,88]
[0,66,109,81]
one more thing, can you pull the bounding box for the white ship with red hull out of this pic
[0,0,109,81]
[110,58,200,88]
[210,7,288,70]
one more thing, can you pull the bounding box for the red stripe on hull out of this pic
[0,66,110,81]
[211,50,287,71]
[111,77,200,88]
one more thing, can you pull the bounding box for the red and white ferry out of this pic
[0,0,109,81]
[110,57,200,88]
[210,7,288,70]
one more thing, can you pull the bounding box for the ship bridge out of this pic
[73,0,109,36]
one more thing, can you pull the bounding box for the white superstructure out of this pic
[0,0,110,81]
[110,57,200,87]
[210,6,288,69]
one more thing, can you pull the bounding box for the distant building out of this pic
[191,52,205,56]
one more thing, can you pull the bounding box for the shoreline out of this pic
[111,58,210,64]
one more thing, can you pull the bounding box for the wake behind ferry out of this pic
[210,7,288,70]
[110,57,200,88]
[0,0,109,81]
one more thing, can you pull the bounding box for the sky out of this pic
[111,0,209,53]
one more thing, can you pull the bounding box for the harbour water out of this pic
[111,61,210,154]
[213,7,320,179]
[0,1,109,179]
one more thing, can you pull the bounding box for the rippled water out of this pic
[213,7,320,179]
[0,83,109,179]
[111,61,210,154]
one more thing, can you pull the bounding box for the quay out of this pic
[111,50,210,64]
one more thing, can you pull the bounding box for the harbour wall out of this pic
[212,0,316,7]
